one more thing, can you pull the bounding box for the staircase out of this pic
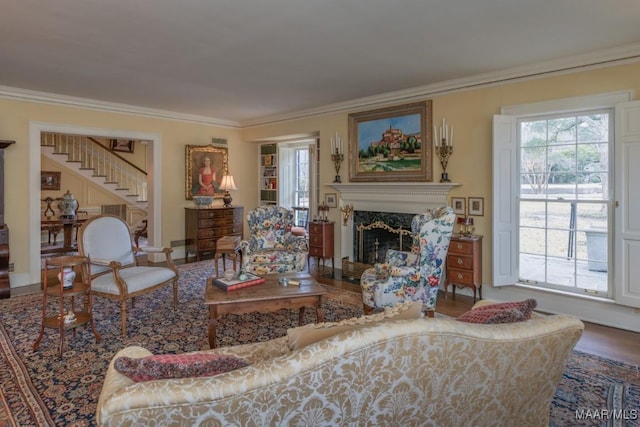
[41,133,148,209]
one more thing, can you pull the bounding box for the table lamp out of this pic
[219,175,237,207]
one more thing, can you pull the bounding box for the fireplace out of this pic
[353,210,414,264]
[327,182,459,265]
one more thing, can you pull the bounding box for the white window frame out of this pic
[493,91,632,295]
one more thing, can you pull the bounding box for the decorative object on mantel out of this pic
[339,204,354,226]
[348,101,432,182]
[330,133,344,183]
[219,174,237,207]
[434,117,454,182]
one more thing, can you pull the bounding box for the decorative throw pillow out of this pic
[473,299,537,320]
[456,299,538,324]
[287,300,423,351]
[114,353,249,382]
[456,307,527,324]
[386,249,419,267]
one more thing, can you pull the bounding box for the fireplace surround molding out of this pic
[327,182,460,261]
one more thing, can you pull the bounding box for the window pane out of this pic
[521,121,546,146]
[520,227,545,256]
[521,146,546,173]
[548,117,576,144]
[577,114,608,143]
[520,200,545,228]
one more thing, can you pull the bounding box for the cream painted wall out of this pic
[0,98,250,286]
[241,62,640,287]
[3,61,640,331]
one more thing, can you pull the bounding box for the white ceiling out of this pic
[2,0,640,127]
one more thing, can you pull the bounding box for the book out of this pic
[212,273,265,291]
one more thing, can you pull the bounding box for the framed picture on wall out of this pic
[348,101,432,182]
[325,193,337,208]
[451,197,466,215]
[110,139,135,153]
[185,145,229,200]
[41,171,61,191]
[468,197,484,216]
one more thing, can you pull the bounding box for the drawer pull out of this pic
[457,258,463,265]
[457,273,463,280]
[456,243,463,249]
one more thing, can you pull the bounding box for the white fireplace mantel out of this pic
[326,182,461,260]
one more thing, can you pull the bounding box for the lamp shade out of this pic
[219,175,237,191]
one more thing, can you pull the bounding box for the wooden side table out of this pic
[445,234,483,302]
[213,235,241,277]
[33,255,101,356]
[309,221,334,274]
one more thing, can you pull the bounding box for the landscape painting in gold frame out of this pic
[185,145,228,200]
[348,101,432,182]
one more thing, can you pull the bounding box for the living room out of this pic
[2,2,640,425]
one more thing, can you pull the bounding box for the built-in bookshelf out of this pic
[259,143,278,205]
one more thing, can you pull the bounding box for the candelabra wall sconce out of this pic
[433,117,454,183]
[339,204,354,226]
[330,132,344,183]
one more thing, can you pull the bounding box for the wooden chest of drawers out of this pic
[309,221,334,273]
[185,207,244,262]
[445,234,483,302]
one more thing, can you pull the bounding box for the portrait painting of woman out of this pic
[185,145,228,200]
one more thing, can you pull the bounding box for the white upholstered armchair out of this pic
[78,215,179,337]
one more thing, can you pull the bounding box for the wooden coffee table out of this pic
[205,272,326,348]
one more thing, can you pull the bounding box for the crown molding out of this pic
[241,43,640,128]
[0,86,241,128]
[2,43,640,130]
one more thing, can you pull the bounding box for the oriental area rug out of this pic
[0,261,638,427]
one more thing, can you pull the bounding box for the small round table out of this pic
[33,255,102,356]
[213,235,242,277]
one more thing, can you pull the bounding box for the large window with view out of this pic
[518,111,611,296]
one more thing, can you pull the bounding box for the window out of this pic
[493,91,633,301]
[294,147,309,207]
[518,112,611,296]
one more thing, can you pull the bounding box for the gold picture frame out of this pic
[185,145,229,200]
[349,101,432,182]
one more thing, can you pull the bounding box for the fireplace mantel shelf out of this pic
[326,182,461,194]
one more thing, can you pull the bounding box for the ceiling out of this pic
[2,0,640,127]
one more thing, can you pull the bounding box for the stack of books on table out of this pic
[212,273,265,291]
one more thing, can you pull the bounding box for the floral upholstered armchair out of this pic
[360,206,456,316]
[240,206,309,275]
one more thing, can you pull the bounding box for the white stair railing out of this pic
[41,133,147,202]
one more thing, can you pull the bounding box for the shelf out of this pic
[43,311,91,330]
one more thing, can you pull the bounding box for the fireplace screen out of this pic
[353,210,415,264]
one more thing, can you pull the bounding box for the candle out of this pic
[331,138,335,154]
[433,125,438,147]
[450,127,454,146]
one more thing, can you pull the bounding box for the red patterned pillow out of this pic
[114,353,249,382]
[456,307,527,324]
[473,299,537,320]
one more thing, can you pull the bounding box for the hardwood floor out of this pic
[307,260,640,366]
[19,256,640,366]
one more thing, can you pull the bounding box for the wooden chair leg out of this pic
[173,280,178,311]
[363,304,373,315]
[120,301,127,337]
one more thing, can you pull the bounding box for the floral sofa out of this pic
[239,205,308,275]
[97,301,584,426]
